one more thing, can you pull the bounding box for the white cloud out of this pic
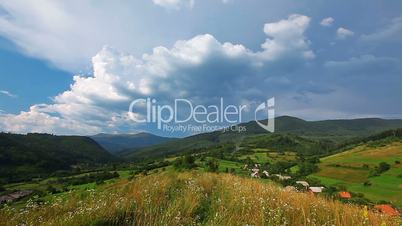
[0,1,235,71]
[0,106,101,135]
[152,0,194,10]
[0,90,17,98]
[336,27,354,39]
[152,0,229,9]
[0,14,314,135]
[361,16,402,42]
[0,1,161,71]
[320,17,334,27]
[261,14,314,60]
[324,55,402,75]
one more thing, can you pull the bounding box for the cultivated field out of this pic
[311,142,402,206]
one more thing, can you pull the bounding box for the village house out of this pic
[250,168,260,178]
[262,170,270,177]
[274,174,292,180]
[374,204,399,216]
[309,186,324,193]
[339,191,352,199]
[296,181,309,188]
[0,190,33,204]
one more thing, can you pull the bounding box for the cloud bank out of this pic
[0,14,315,135]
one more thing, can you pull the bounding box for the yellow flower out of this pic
[363,206,368,218]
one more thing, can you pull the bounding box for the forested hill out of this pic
[243,116,402,140]
[0,133,115,182]
[122,116,402,160]
[91,132,175,153]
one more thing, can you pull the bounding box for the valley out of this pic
[0,116,401,225]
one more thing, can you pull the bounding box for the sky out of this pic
[0,0,401,136]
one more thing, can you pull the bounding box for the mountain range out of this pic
[120,116,402,160]
[2,116,402,182]
[90,132,176,153]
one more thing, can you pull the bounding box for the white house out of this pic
[274,174,292,180]
[309,187,324,193]
[296,181,309,187]
[251,171,259,178]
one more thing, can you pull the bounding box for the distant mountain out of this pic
[91,132,176,153]
[245,116,402,141]
[121,116,402,160]
[0,133,115,182]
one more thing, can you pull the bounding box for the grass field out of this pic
[1,171,399,226]
[238,150,297,164]
[311,142,402,206]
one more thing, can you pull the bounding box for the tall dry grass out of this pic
[0,172,400,226]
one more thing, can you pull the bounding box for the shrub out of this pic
[378,162,390,173]
[205,158,219,172]
[363,181,372,186]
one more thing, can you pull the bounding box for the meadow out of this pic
[238,150,297,164]
[0,171,399,226]
[311,142,402,206]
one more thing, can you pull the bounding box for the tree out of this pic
[173,155,197,170]
[370,162,391,176]
[297,162,318,176]
[183,155,197,169]
[378,162,390,173]
[46,185,57,194]
[205,158,219,172]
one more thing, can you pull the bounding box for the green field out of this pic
[311,142,402,206]
[238,150,297,164]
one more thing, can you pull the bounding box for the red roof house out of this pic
[374,204,400,216]
[339,191,352,199]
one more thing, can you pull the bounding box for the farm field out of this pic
[311,142,402,206]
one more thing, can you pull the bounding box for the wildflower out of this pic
[363,206,368,218]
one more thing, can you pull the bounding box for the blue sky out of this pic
[0,0,401,136]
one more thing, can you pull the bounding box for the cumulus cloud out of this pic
[0,90,17,98]
[0,105,102,135]
[336,27,354,39]
[320,17,334,27]
[0,14,314,135]
[261,14,315,60]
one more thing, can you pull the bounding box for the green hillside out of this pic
[0,133,116,183]
[244,116,402,141]
[122,116,402,160]
[310,134,402,206]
